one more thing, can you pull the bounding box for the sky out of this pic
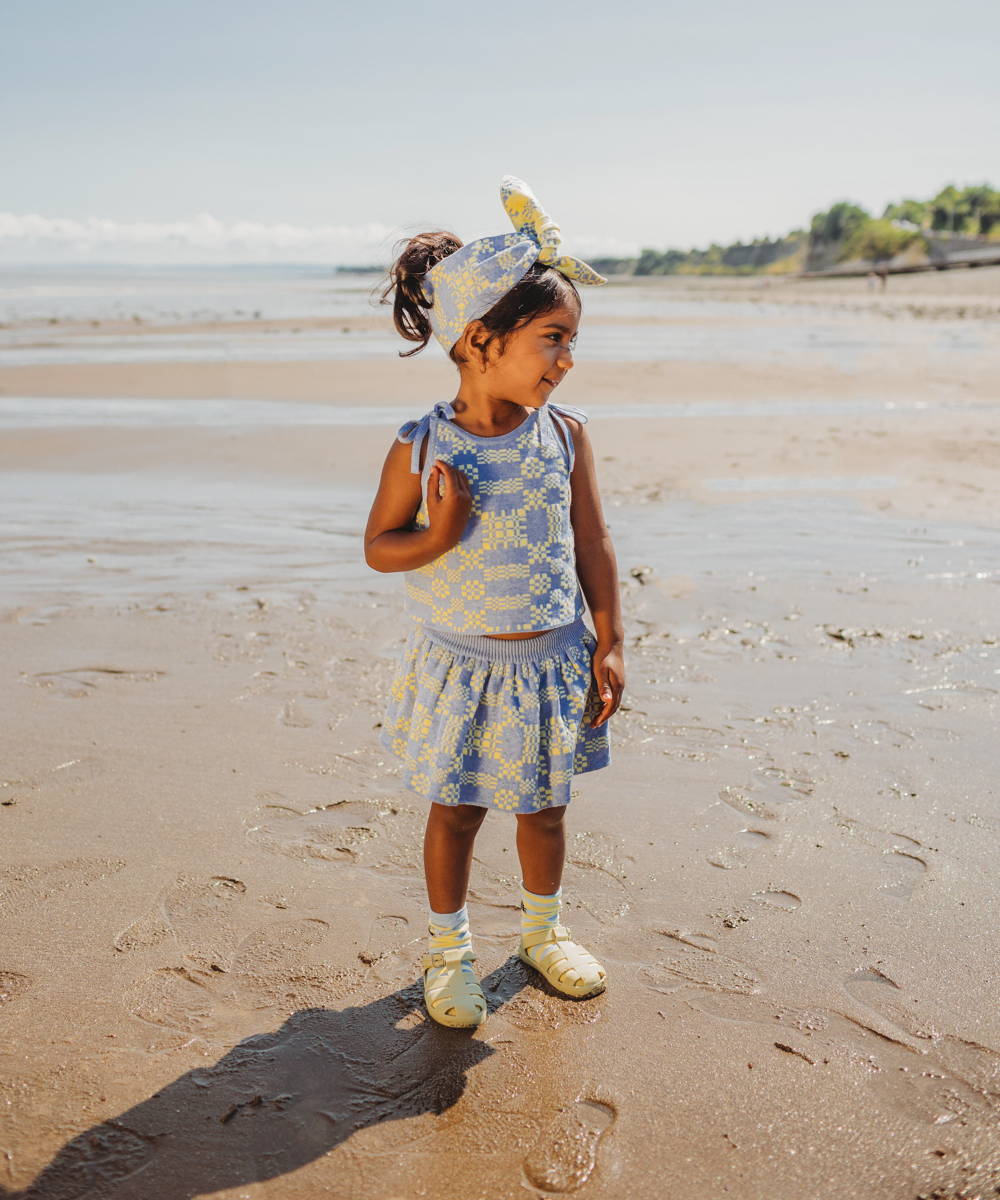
[2,0,999,264]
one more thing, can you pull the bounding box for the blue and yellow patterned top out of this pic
[397,401,587,634]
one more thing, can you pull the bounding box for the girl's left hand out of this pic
[591,642,625,728]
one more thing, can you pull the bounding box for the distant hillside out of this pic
[593,183,999,277]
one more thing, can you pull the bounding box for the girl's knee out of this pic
[430,802,487,835]
[517,806,567,833]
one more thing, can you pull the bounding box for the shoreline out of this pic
[2,393,998,526]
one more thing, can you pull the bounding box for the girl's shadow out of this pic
[10,962,532,1200]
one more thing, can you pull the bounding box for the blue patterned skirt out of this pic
[380,619,610,813]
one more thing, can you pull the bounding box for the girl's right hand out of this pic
[426,459,472,551]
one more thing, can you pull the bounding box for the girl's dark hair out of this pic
[382,232,580,362]
[381,231,463,358]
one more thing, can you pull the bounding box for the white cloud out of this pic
[0,211,642,265]
[0,212,397,264]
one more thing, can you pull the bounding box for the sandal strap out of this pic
[519,924,573,951]
[421,947,476,972]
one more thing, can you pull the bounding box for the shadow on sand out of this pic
[7,962,531,1199]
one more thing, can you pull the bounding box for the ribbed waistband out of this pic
[417,618,588,664]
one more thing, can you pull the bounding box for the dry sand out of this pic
[2,275,1000,1199]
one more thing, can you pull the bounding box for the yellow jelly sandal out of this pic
[519,925,606,998]
[422,947,488,1028]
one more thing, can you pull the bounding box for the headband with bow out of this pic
[425,176,606,352]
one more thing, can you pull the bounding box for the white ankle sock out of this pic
[428,905,471,954]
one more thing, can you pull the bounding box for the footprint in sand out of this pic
[657,724,730,763]
[119,875,250,1035]
[720,766,813,821]
[687,991,828,1034]
[279,700,313,728]
[879,849,927,900]
[841,967,935,1046]
[838,820,928,901]
[358,915,420,989]
[752,890,801,912]
[359,915,411,966]
[658,930,720,954]
[842,969,1000,1110]
[688,982,1000,1129]
[706,827,771,869]
[127,965,219,1035]
[31,665,165,701]
[234,916,329,976]
[638,940,761,997]
[844,967,902,1005]
[245,799,424,874]
[113,907,174,954]
[233,917,362,1010]
[163,876,248,969]
[116,874,248,972]
[521,1099,615,1193]
[127,917,362,1035]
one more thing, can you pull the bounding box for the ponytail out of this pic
[381,231,463,357]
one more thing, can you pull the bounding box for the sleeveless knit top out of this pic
[397,401,587,634]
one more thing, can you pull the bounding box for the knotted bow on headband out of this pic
[426,176,606,353]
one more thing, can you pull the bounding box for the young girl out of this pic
[365,177,624,1029]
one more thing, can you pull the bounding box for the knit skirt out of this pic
[380,619,610,813]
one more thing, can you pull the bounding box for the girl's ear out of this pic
[462,320,491,369]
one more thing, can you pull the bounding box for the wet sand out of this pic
[2,275,1000,1199]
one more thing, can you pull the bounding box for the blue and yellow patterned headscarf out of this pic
[426,176,606,353]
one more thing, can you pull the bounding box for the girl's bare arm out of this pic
[364,440,472,573]
[566,420,625,728]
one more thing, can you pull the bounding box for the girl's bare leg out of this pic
[423,802,488,912]
[515,806,566,896]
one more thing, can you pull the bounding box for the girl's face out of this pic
[469,301,581,408]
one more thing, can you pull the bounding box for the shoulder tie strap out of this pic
[546,402,588,472]
[396,400,457,475]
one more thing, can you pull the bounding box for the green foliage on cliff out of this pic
[884,184,1000,236]
[808,182,998,267]
[589,182,998,277]
[807,202,920,266]
[809,202,870,248]
[840,219,925,264]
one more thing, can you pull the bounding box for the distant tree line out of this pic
[589,233,807,278]
[590,182,999,277]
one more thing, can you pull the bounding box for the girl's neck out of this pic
[450,380,538,438]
